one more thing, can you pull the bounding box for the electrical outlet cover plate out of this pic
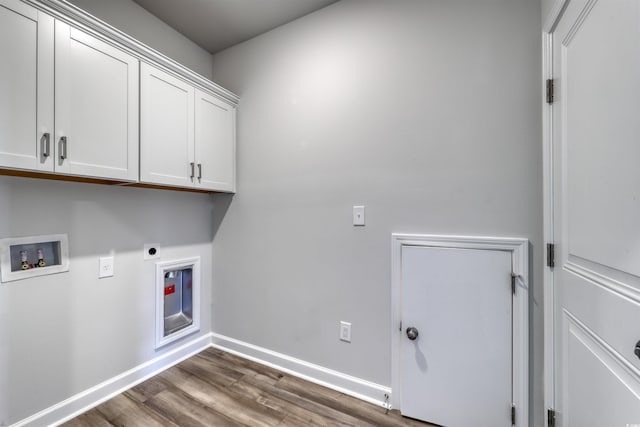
[99,256,114,278]
[340,321,351,342]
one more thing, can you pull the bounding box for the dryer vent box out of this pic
[155,257,200,349]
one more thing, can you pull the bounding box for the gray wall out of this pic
[542,0,559,27]
[0,177,214,424]
[0,0,217,423]
[211,0,543,424]
[66,0,214,79]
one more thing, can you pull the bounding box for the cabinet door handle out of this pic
[197,163,202,180]
[190,162,195,179]
[41,133,50,158]
[59,136,67,160]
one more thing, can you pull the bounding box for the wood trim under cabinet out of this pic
[119,182,223,194]
[0,167,128,186]
[0,168,227,194]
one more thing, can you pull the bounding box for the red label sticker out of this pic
[164,284,175,296]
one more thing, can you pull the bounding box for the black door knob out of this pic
[634,341,640,359]
[406,327,419,341]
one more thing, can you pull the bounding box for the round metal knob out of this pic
[406,327,419,341]
[634,340,640,359]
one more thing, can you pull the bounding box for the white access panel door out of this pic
[0,0,53,172]
[140,63,195,188]
[194,89,236,192]
[401,246,512,426]
[552,0,640,425]
[55,21,139,181]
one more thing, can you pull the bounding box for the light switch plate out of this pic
[353,206,365,226]
[99,256,114,278]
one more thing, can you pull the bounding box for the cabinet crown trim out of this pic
[24,0,239,105]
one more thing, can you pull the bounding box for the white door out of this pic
[194,89,236,192]
[551,0,640,425]
[401,246,512,426]
[0,0,53,172]
[55,21,139,181]
[140,62,195,188]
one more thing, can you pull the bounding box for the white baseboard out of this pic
[12,332,392,426]
[12,333,212,427]
[210,332,392,409]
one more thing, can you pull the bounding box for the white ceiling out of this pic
[131,0,339,54]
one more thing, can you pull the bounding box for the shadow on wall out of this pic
[0,176,217,256]
[211,193,234,241]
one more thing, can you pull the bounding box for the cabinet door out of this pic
[55,22,139,181]
[140,63,195,187]
[140,63,195,188]
[0,0,53,172]
[194,89,236,192]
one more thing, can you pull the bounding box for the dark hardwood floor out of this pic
[62,347,434,426]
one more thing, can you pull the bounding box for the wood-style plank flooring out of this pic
[62,348,435,426]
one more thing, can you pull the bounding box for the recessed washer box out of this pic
[0,234,69,283]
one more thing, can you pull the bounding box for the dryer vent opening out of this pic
[155,257,200,349]
[163,268,193,336]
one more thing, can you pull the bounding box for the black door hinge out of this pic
[511,404,516,425]
[547,408,556,427]
[547,243,555,268]
[546,79,554,104]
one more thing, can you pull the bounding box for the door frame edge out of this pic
[390,233,529,426]
[542,2,568,425]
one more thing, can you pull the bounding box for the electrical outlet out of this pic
[340,321,351,343]
[99,256,114,278]
[144,243,161,260]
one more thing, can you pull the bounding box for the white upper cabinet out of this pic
[0,1,139,181]
[55,21,139,181]
[195,89,236,192]
[0,0,54,172]
[141,63,236,192]
[0,0,236,190]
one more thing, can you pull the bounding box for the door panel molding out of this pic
[565,309,640,386]
[563,310,640,425]
[565,259,640,305]
[561,0,598,45]
[391,234,529,426]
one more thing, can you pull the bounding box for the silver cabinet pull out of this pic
[190,162,195,179]
[59,136,67,160]
[197,163,202,180]
[41,133,50,158]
